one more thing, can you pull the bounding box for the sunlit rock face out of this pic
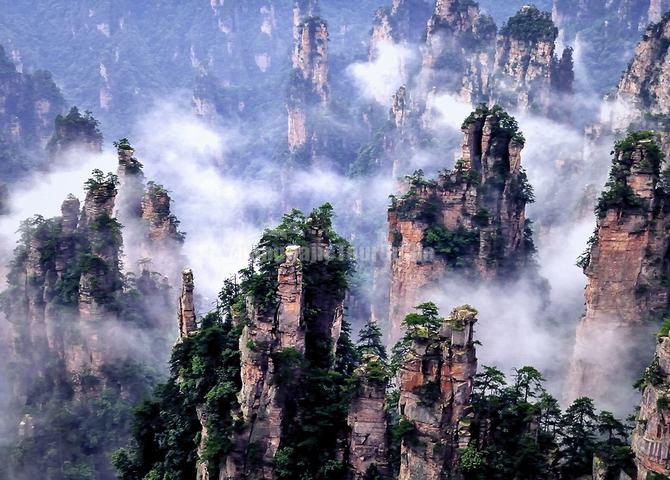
[567,134,670,412]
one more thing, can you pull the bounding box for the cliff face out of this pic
[3,149,185,477]
[287,15,329,153]
[224,246,308,479]
[397,305,478,480]
[632,335,670,477]
[0,45,64,148]
[388,106,534,342]
[492,5,567,115]
[114,140,184,280]
[421,0,497,104]
[369,0,431,60]
[616,13,670,117]
[347,354,390,479]
[224,227,346,478]
[553,0,670,93]
[567,132,670,411]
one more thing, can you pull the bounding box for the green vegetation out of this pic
[634,357,665,391]
[596,131,664,217]
[6,359,158,480]
[84,169,118,193]
[348,122,392,177]
[467,368,634,479]
[239,203,353,311]
[500,5,558,43]
[422,224,480,268]
[116,205,359,480]
[576,232,598,271]
[46,106,102,153]
[462,104,525,144]
[114,312,243,480]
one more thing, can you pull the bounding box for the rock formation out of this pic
[287,14,329,154]
[45,106,103,155]
[421,0,497,104]
[553,0,670,93]
[632,334,670,477]
[491,5,566,115]
[178,269,197,338]
[347,353,390,478]
[224,242,333,478]
[567,132,670,411]
[0,44,65,149]
[614,12,670,120]
[113,139,184,279]
[388,105,535,342]
[396,305,478,479]
[369,0,431,60]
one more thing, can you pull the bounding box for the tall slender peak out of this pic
[287,14,329,154]
[60,194,80,234]
[491,5,560,114]
[291,15,329,104]
[292,0,319,41]
[567,131,670,411]
[80,169,118,227]
[553,46,575,94]
[276,245,306,351]
[141,182,184,245]
[226,246,310,479]
[115,137,144,179]
[178,269,197,338]
[78,170,122,329]
[422,0,496,102]
[390,85,408,130]
[388,106,535,343]
[396,304,478,479]
[347,350,390,478]
[631,334,670,478]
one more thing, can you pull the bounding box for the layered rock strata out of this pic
[397,305,478,480]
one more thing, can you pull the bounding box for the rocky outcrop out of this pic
[388,105,534,342]
[45,106,103,156]
[224,246,308,479]
[114,139,184,278]
[347,354,390,479]
[178,269,197,338]
[632,335,670,477]
[567,132,670,411]
[0,44,65,149]
[397,305,478,480]
[288,15,329,153]
[421,0,496,104]
[615,12,670,118]
[369,0,431,60]
[492,5,566,115]
[78,171,120,328]
[553,0,670,93]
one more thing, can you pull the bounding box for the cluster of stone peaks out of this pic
[174,260,479,480]
[388,104,536,342]
[4,140,184,398]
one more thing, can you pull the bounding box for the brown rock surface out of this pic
[397,305,478,480]
[388,106,534,343]
[567,134,670,410]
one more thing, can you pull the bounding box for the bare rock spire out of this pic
[178,269,197,338]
